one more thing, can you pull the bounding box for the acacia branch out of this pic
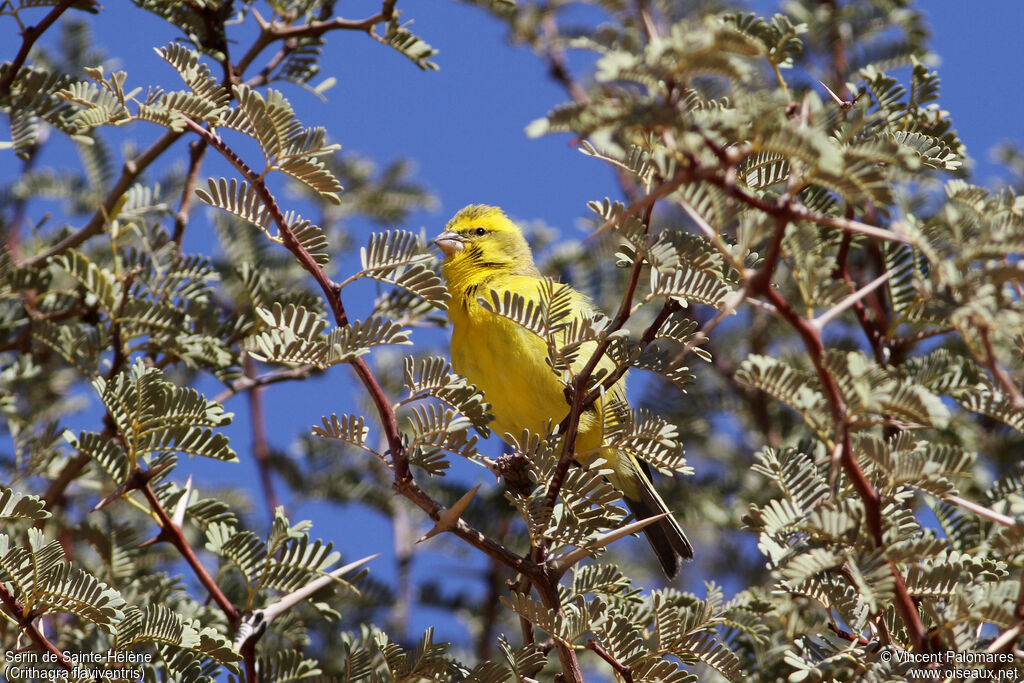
[0,0,89,95]
[588,638,635,682]
[214,364,317,404]
[832,230,888,364]
[237,1,397,83]
[23,129,185,267]
[576,296,682,412]
[979,326,1024,412]
[748,219,932,654]
[687,151,913,245]
[244,355,281,518]
[140,481,241,627]
[0,584,87,678]
[534,577,584,682]
[172,138,208,252]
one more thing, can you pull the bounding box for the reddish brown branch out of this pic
[140,482,241,627]
[688,153,912,246]
[832,231,887,365]
[828,622,871,646]
[0,584,84,676]
[236,0,397,81]
[544,201,654,515]
[173,138,208,252]
[0,0,90,95]
[588,638,635,682]
[979,326,1024,412]
[821,0,853,101]
[577,295,682,418]
[535,576,584,682]
[214,364,316,404]
[244,355,281,518]
[240,638,258,683]
[749,218,931,653]
[24,130,185,267]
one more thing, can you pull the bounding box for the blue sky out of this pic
[3,0,1023,654]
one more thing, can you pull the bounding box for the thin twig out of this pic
[0,0,88,95]
[23,130,184,267]
[544,202,654,516]
[244,355,281,518]
[590,168,689,240]
[237,1,397,83]
[172,138,208,253]
[979,326,1024,412]
[587,638,635,682]
[214,365,316,404]
[534,578,584,682]
[832,230,888,365]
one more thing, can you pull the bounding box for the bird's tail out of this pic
[621,460,693,579]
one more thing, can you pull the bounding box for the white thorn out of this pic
[418,484,480,543]
[548,514,669,578]
[171,475,193,529]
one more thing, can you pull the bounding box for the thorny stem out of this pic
[749,217,933,654]
[237,0,397,82]
[0,584,97,681]
[185,117,543,634]
[183,119,410,467]
[576,297,682,411]
[832,230,888,364]
[689,152,913,245]
[140,482,241,627]
[821,0,853,102]
[535,578,584,682]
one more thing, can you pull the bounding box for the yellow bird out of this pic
[434,205,693,577]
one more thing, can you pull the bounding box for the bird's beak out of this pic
[433,231,465,257]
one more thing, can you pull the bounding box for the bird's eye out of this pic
[474,227,486,236]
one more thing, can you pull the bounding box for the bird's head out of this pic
[434,205,537,285]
